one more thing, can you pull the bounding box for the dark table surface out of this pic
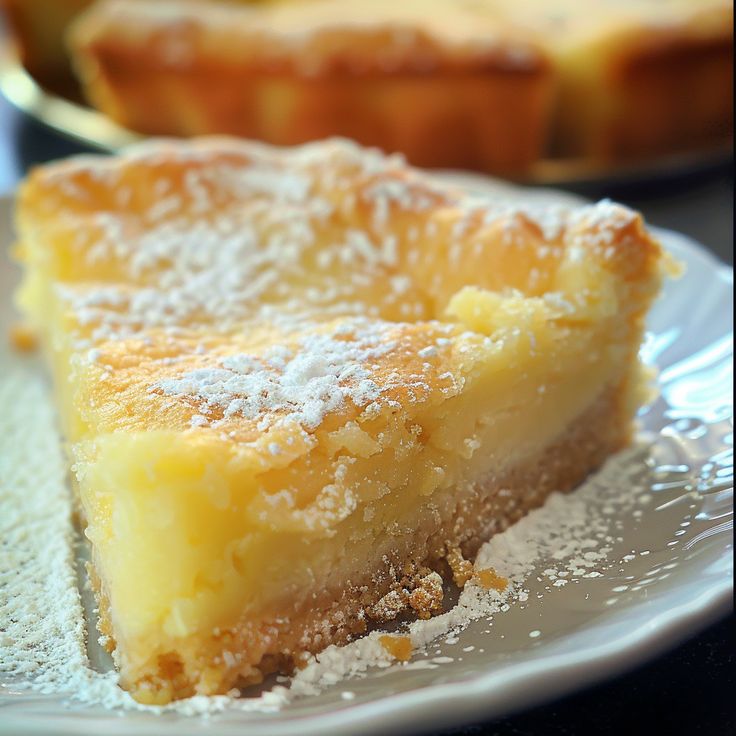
[0,90,733,736]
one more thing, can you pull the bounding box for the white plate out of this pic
[0,180,732,735]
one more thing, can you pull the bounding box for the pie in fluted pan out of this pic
[0,0,291,98]
[15,137,670,703]
[67,0,733,175]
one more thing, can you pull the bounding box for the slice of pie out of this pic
[15,137,669,703]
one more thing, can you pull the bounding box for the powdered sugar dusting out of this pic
[152,322,396,431]
[0,364,87,694]
[32,138,639,361]
[0,359,658,717]
[283,444,651,696]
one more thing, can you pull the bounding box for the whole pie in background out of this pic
[71,0,734,175]
[1,0,732,176]
[0,0,287,98]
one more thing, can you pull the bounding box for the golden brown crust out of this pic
[69,1,554,173]
[550,14,734,159]
[599,35,733,159]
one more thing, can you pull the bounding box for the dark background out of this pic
[0,91,733,736]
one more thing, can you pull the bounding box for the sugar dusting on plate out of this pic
[0,349,651,717]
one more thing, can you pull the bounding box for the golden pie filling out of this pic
[14,137,672,703]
